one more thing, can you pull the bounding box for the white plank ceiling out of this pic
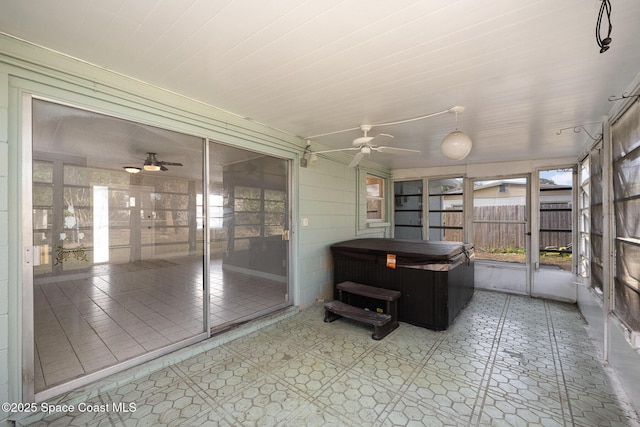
[2,0,640,169]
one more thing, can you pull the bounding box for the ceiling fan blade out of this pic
[160,165,168,171]
[159,161,183,166]
[370,133,394,142]
[314,147,359,154]
[375,146,421,155]
[348,151,366,168]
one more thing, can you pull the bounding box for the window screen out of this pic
[612,101,640,330]
[590,144,604,298]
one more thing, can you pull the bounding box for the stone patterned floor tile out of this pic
[374,325,443,365]
[477,391,566,427]
[425,348,490,386]
[485,369,565,416]
[566,385,639,427]
[176,352,262,403]
[104,366,183,404]
[220,375,310,426]
[228,338,309,374]
[310,333,379,367]
[350,346,420,391]
[270,352,346,398]
[21,290,640,427]
[315,371,397,426]
[284,402,351,427]
[183,407,242,427]
[171,345,232,373]
[382,389,472,427]
[403,364,482,422]
[115,380,210,427]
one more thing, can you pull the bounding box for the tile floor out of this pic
[20,290,640,426]
[34,257,288,391]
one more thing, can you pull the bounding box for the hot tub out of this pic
[330,238,474,330]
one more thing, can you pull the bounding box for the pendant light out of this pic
[441,106,472,160]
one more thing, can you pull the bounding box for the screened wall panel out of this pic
[394,180,423,239]
[578,159,590,278]
[612,100,640,330]
[590,145,604,296]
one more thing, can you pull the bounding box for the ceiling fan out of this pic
[313,125,421,168]
[143,152,183,171]
[123,152,183,173]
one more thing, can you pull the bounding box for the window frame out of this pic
[365,174,385,222]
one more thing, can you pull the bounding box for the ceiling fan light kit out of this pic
[440,130,473,160]
[440,105,472,160]
[124,152,184,172]
[143,152,162,171]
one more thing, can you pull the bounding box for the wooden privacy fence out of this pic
[443,204,572,250]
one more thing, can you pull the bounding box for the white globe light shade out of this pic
[440,130,472,160]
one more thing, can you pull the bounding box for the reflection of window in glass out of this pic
[33,160,54,275]
[210,194,224,229]
[538,168,573,272]
[196,193,223,229]
[366,176,384,221]
[233,186,286,246]
[264,189,286,236]
[428,177,463,241]
[234,186,262,242]
[93,186,110,263]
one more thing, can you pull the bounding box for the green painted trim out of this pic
[0,33,305,157]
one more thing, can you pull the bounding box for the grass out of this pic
[476,247,572,271]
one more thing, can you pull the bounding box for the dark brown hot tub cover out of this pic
[331,238,473,268]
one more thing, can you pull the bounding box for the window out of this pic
[366,175,385,221]
[394,180,423,239]
[428,177,464,241]
[393,177,465,241]
[578,159,591,279]
[590,144,604,297]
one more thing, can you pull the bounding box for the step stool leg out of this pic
[324,307,342,323]
[372,321,399,340]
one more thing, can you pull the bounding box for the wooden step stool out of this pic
[324,281,401,340]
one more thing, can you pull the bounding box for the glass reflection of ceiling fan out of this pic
[124,152,183,173]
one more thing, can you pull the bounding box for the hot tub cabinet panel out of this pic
[330,239,474,330]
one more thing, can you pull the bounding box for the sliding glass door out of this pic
[28,99,208,397]
[25,97,291,400]
[207,141,290,331]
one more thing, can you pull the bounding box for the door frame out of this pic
[530,165,577,302]
[470,174,532,295]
